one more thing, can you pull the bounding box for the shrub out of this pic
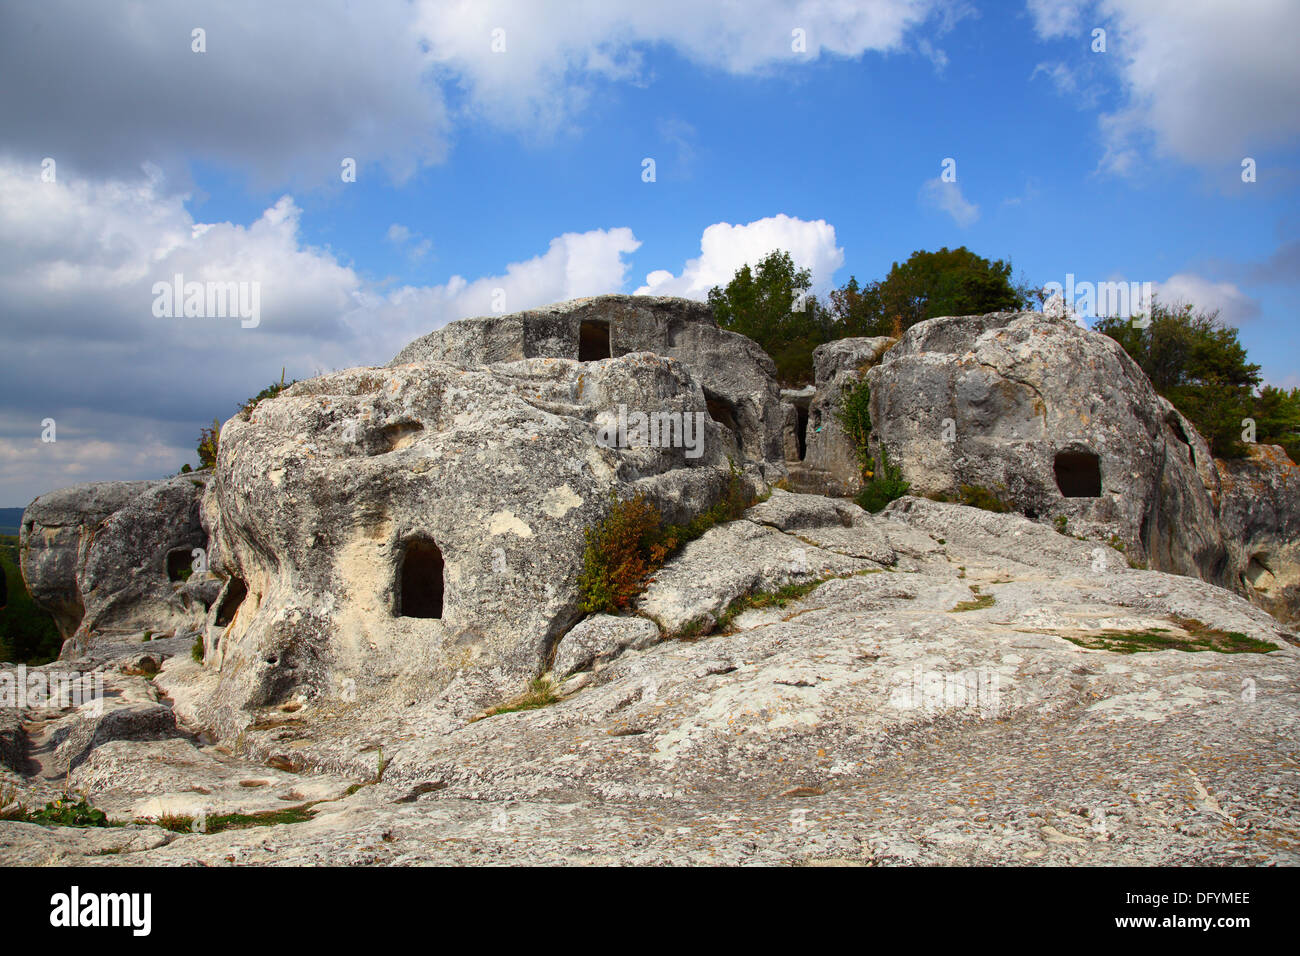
[854,451,911,513]
[24,796,110,828]
[578,461,754,613]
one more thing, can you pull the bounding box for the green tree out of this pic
[876,246,1029,331]
[707,251,830,384]
[1094,302,1263,458]
[1253,385,1300,461]
[0,537,62,664]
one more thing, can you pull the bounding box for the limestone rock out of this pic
[166,353,745,739]
[867,311,1229,584]
[797,337,894,495]
[1217,444,1300,624]
[391,295,788,474]
[19,480,154,639]
[551,615,660,678]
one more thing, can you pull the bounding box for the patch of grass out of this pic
[1063,618,1275,655]
[950,586,995,613]
[929,484,1013,514]
[148,805,317,834]
[476,676,562,721]
[1054,515,1069,534]
[578,460,754,613]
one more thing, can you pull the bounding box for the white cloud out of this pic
[404,0,940,135]
[0,159,643,503]
[0,1,448,187]
[920,178,980,227]
[1026,0,1089,38]
[1154,273,1260,326]
[1027,0,1300,169]
[634,215,844,299]
[1,1,954,185]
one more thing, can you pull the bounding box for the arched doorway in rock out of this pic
[1054,449,1102,497]
[398,538,444,619]
[578,320,611,361]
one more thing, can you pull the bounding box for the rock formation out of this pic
[178,352,745,738]
[3,491,1296,865]
[866,310,1231,586]
[391,295,788,477]
[1217,444,1300,625]
[19,477,210,647]
[6,295,1299,866]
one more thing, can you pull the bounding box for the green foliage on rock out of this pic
[578,462,754,614]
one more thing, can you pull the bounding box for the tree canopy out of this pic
[1094,302,1297,460]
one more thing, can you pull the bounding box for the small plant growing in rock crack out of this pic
[191,636,204,663]
[835,377,874,477]
[476,676,562,720]
[21,795,111,828]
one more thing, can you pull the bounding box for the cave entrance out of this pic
[578,321,611,362]
[795,406,809,461]
[215,577,248,627]
[1054,450,1102,497]
[704,393,743,452]
[399,539,444,619]
[166,548,193,582]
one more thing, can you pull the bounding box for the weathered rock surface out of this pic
[168,352,745,740]
[1217,444,1300,625]
[391,295,788,474]
[2,493,1295,865]
[797,337,895,496]
[19,480,154,639]
[867,311,1230,586]
[18,475,213,658]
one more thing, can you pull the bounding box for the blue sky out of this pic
[1,0,1297,504]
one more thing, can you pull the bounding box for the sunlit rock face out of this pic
[179,353,744,738]
[391,294,788,478]
[866,311,1230,587]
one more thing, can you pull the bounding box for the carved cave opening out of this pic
[399,538,445,619]
[215,576,248,627]
[578,321,611,362]
[1054,450,1102,498]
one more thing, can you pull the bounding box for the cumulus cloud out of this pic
[1,1,954,186]
[1026,0,1300,170]
[634,215,844,299]
[920,178,979,227]
[0,1,448,187]
[0,159,642,503]
[417,0,941,132]
[1154,273,1261,326]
